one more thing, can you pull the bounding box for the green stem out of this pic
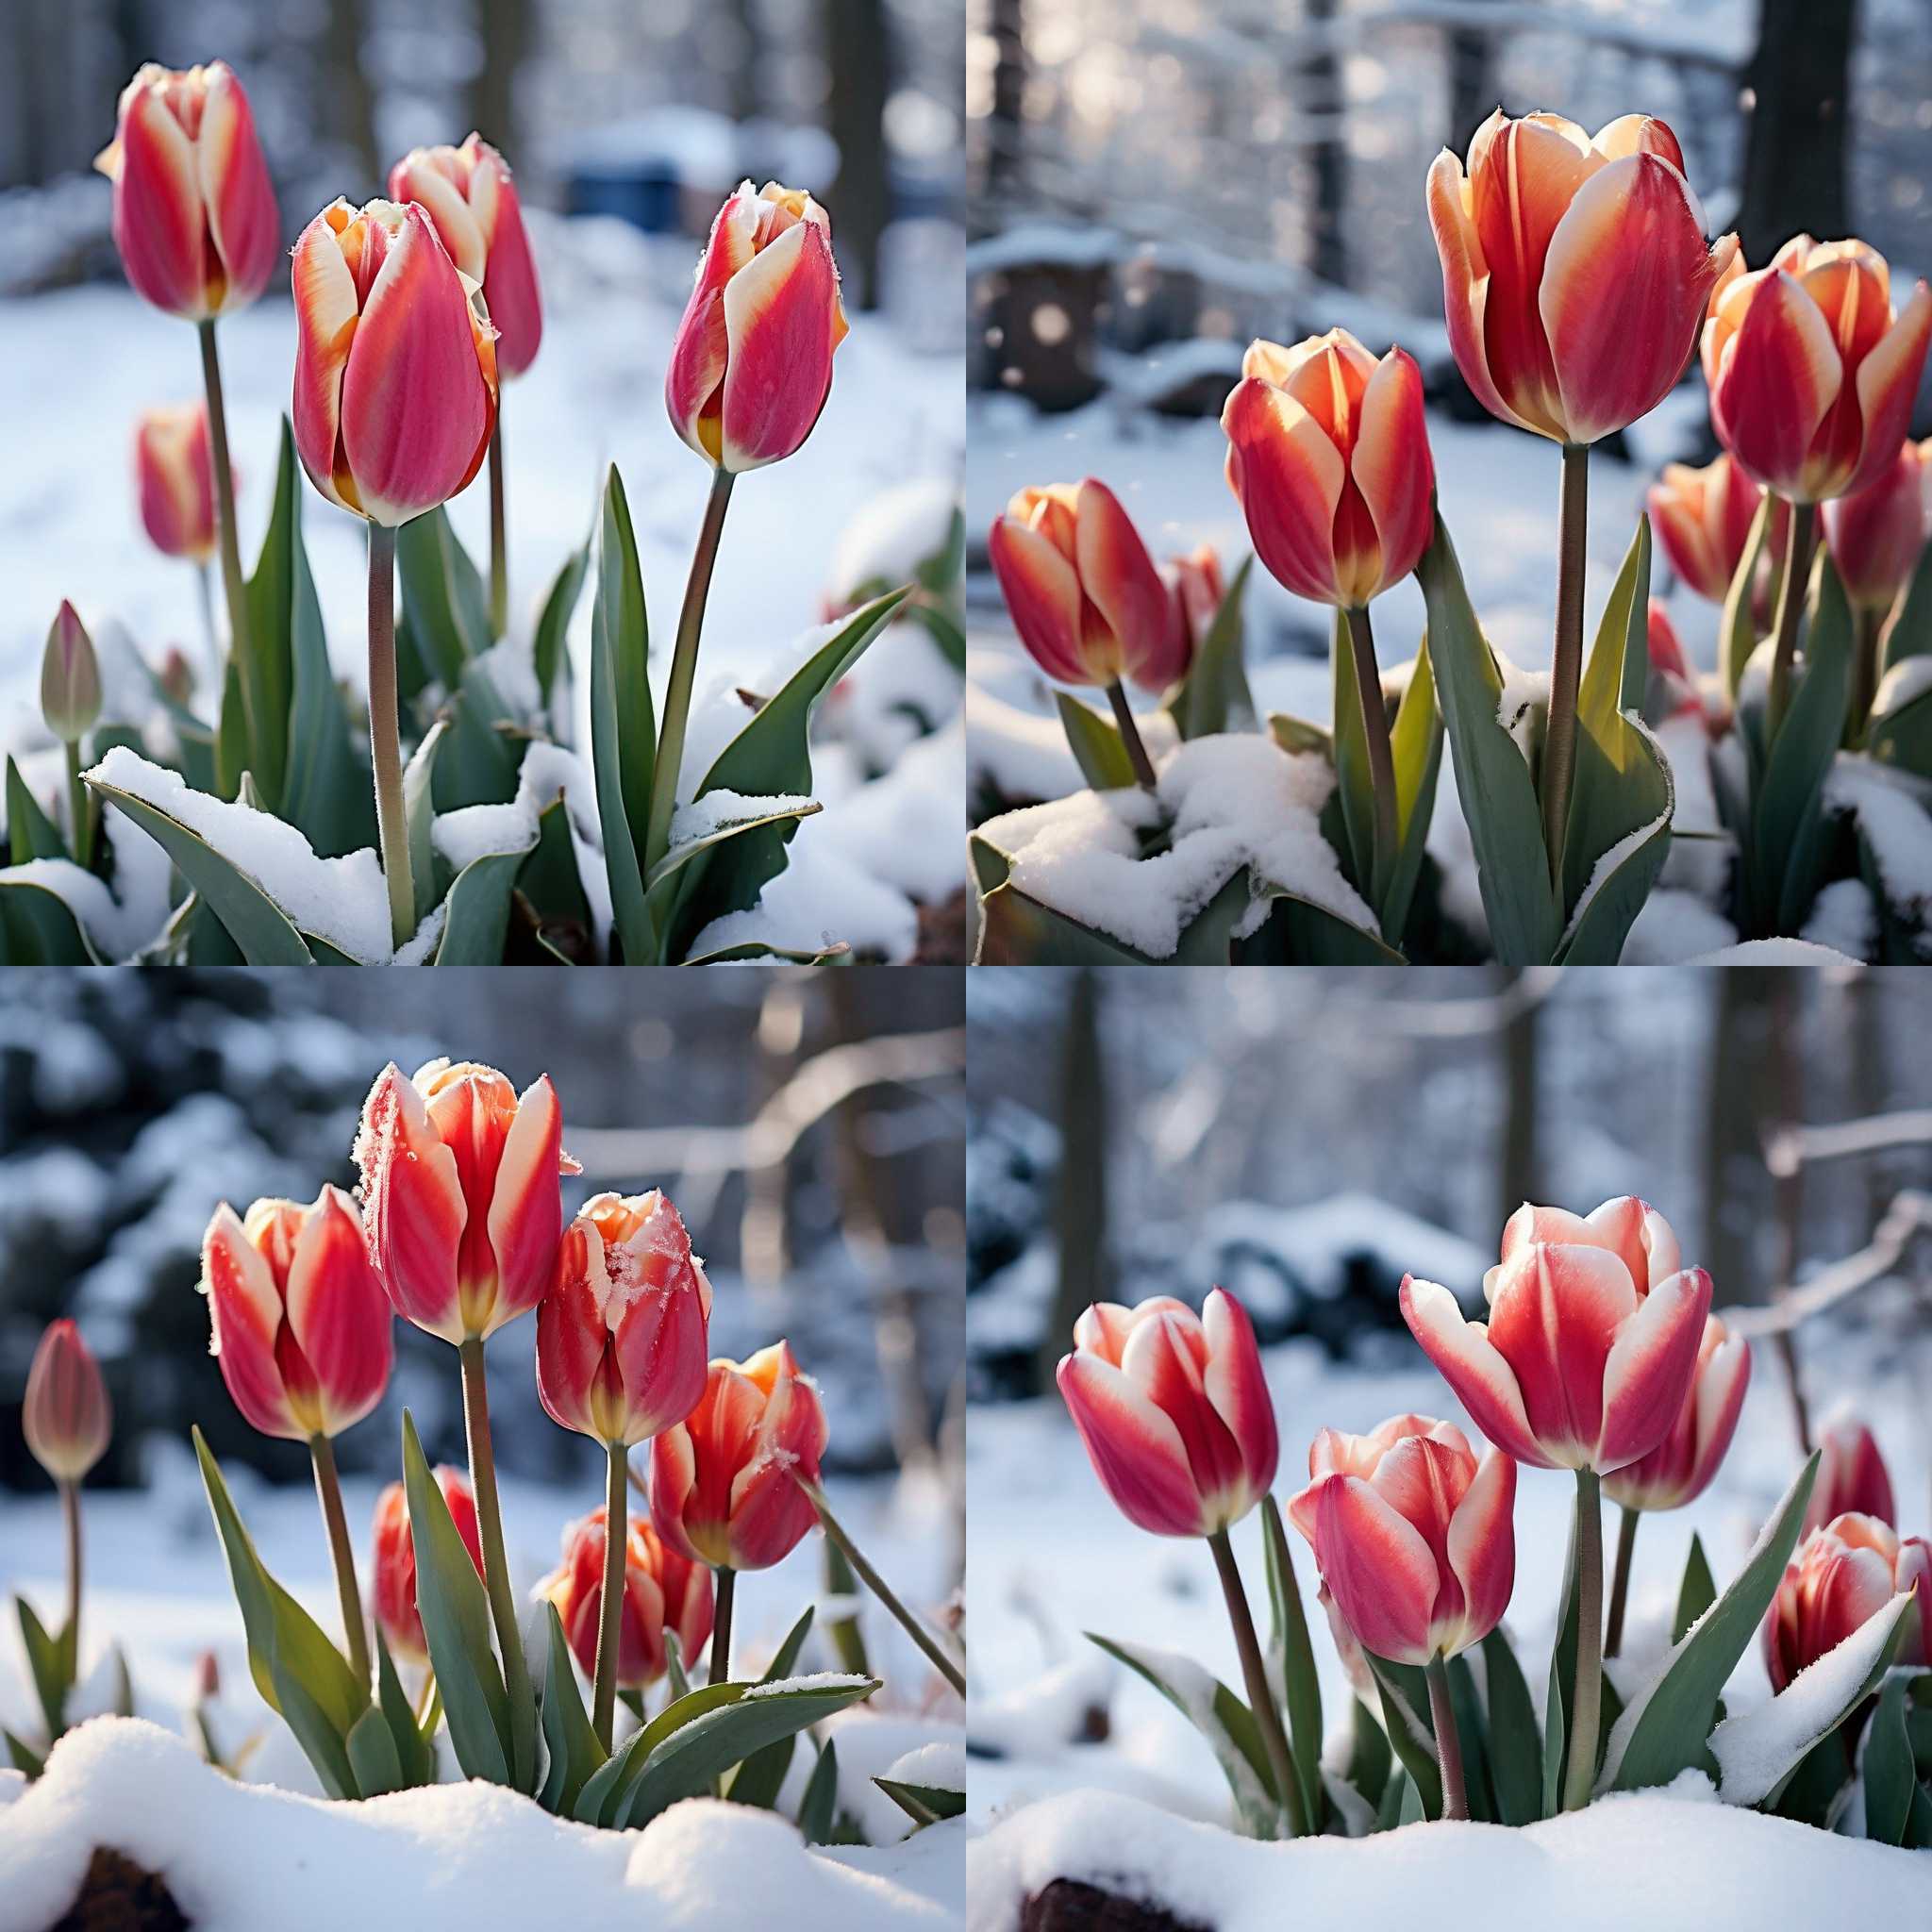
[366,521,414,950]
[196,319,253,736]
[64,740,92,872]
[709,1566,736,1686]
[1563,1467,1604,1812]
[1424,1652,1468,1822]
[1604,1503,1640,1661]
[797,1474,967,1698]
[1849,602,1881,744]
[458,1337,535,1772]
[195,560,219,672]
[1541,442,1591,883]
[1344,603,1400,909]
[592,1441,626,1749]
[1208,1525,1308,1838]
[60,1478,81,1659]
[1105,678,1158,791]
[1765,498,1816,744]
[488,405,508,640]
[308,1435,370,1685]
[643,468,736,875]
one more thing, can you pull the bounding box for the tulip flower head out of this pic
[1601,1314,1750,1511]
[96,62,279,322]
[1287,1415,1516,1666]
[1703,236,1932,504]
[388,135,542,378]
[134,405,225,563]
[372,1466,483,1666]
[1428,111,1736,447]
[355,1059,578,1345]
[665,181,848,473]
[1823,438,1932,612]
[650,1341,828,1572]
[988,478,1184,693]
[1164,543,1224,659]
[1805,1417,1897,1536]
[1222,328,1435,609]
[1647,452,1785,606]
[291,198,499,526]
[41,603,102,745]
[537,1191,713,1447]
[1764,1512,1931,1691]
[24,1320,112,1484]
[540,1506,714,1689]
[1402,1197,1713,1474]
[1057,1290,1277,1539]
[199,1188,394,1442]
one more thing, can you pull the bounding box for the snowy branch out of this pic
[1763,1109,1932,1178]
[1727,1191,1932,1339]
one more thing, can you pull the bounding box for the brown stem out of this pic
[458,1337,535,1774]
[1563,1468,1604,1811]
[196,320,254,742]
[1208,1526,1307,1837]
[366,521,414,949]
[709,1566,736,1686]
[1604,1503,1640,1661]
[488,405,508,641]
[308,1435,370,1684]
[1344,603,1400,910]
[1425,1652,1468,1822]
[1765,499,1816,743]
[1105,679,1159,791]
[592,1441,625,1749]
[1541,442,1591,882]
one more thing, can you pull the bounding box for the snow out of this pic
[0,805,174,961]
[882,1740,967,1793]
[667,789,818,849]
[1555,797,1671,956]
[965,223,1123,276]
[1684,938,1867,966]
[430,741,598,874]
[1828,758,1932,941]
[1621,889,1737,964]
[827,480,958,608]
[1801,877,1880,960]
[1870,654,1932,721]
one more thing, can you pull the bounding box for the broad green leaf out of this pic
[538,1601,606,1816]
[403,720,449,926]
[345,1702,405,1797]
[874,1777,966,1828]
[724,1609,820,1809]
[798,1739,841,1843]
[1552,760,1672,965]
[1446,1652,1496,1822]
[433,848,529,964]
[0,876,97,966]
[1479,1627,1542,1825]
[590,468,653,961]
[1165,556,1256,740]
[16,1597,69,1740]
[515,795,594,960]
[396,506,489,688]
[1385,635,1445,944]
[533,531,591,707]
[7,758,66,864]
[1722,495,1774,696]
[1864,1670,1926,1844]
[1674,1533,1716,1643]
[1363,1653,1442,1822]
[4,1728,44,1778]
[1267,713,1333,759]
[912,602,967,672]
[1237,884,1405,965]
[1343,1695,1392,1817]
[1056,691,1135,791]
[643,799,823,896]
[375,1631,435,1790]
[1881,538,1932,675]
[680,939,849,966]
[1260,1495,1323,1832]
[236,422,299,812]
[576,1681,743,1825]
[1543,1516,1580,1817]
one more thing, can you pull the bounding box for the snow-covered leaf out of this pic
[873,1775,965,1828]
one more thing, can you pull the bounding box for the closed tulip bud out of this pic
[134,405,226,563]
[540,1506,713,1689]
[1602,1315,1750,1510]
[354,1059,578,1344]
[24,1320,112,1484]
[1703,237,1932,504]
[988,478,1183,692]
[388,135,542,378]
[95,62,279,322]
[291,198,499,526]
[1286,1415,1515,1666]
[1765,1513,1930,1691]
[665,181,848,473]
[158,648,195,707]
[1647,453,1784,606]
[1804,1418,1896,1536]
[1402,1197,1712,1474]
[1163,543,1224,659]
[1223,329,1435,609]
[371,1467,483,1666]
[199,1188,394,1441]
[1057,1289,1277,1539]
[1823,439,1932,612]
[41,602,101,743]
[650,1341,827,1572]
[537,1191,713,1447]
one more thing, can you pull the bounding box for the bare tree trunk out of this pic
[1703,971,1778,1309]
[1041,972,1108,1395]
[1739,0,1857,265]
[1445,4,1498,160]
[472,0,533,155]
[1767,973,1812,1454]
[325,0,379,193]
[1302,0,1347,286]
[824,0,890,309]
[1497,966,1540,1231]
[740,977,807,1305]
[983,0,1026,222]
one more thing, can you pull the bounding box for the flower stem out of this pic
[1343,603,1400,910]
[1208,1525,1307,1838]
[1563,1467,1604,1812]
[488,405,508,641]
[1424,1652,1468,1822]
[196,320,253,740]
[366,521,414,951]
[1604,1503,1641,1661]
[458,1337,535,1774]
[1541,441,1591,884]
[1765,497,1816,744]
[308,1434,369,1685]
[60,1478,81,1657]
[643,467,736,877]
[709,1566,736,1686]
[591,1441,625,1749]
[64,741,92,873]
[796,1474,966,1698]
[1850,603,1881,743]
[1105,678,1159,791]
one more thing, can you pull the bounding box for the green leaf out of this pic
[598,468,655,874]
[0,875,96,966]
[1415,515,1563,964]
[1267,713,1332,759]
[1260,1495,1322,1833]
[874,1777,966,1829]
[911,602,967,672]
[1237,883,1405,965]
[533,531,592,707]
[1330,605,1378,901]
[1362,1652,1441,1822]
[1867,675,1932,780]
[235,421,303,813]
[1165,556,1256,740]
[643,799,824,896]
[433,847,530,964]
[798,1739,841,1843]
[1674,1533,1717,1643]
[538,1601,607,1816]
[1601,1452,1819,1795]
[590,468,654,962]
[16,1597,69,1740]
[1343,1695,1392,1817]
[401,1411,511,1787]
[1880,537,1932,675]
[375,1630,435,1790]
[1446,1652,1496,1822]
[7,758,67,864]
[1385,636,1445,944]
[1543,1517,1580,1818]
[427,658,525,813]
[724,1610,820,1809]
[1722,495,1774,696]
[4,1725,45,1777]
[1479,1627,1542,1825]
[1055,691,1135,791]
[396,506,490,688]
[663,1630,692,1704]
[577,1681,742,1825]
[345,1702,405,1797]
[403,720,449,926]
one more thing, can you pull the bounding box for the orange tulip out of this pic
[1703,237,1932,505]
[1223,328,1434,609]
[1647,452,1786,606]
[1428,112,1735,446]
[1823,438,1931,612]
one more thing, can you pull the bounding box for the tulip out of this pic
[1163,543,1224,660]
[389,134,542,638]
[1824,439,1932,732]
[988,477,1180,788]
[1804,1418,1896,1537]
[371,1466,484,1668]
[1765,1513,1931,1693]
[41,601,101,873]
[1648,453,1785,608]
[539,1507,714,1690]
[134,405,223,564]
[1403,1196,1712,1810]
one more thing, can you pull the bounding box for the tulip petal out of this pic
[197,66,279,309]
[1075,478,1182,691]
[1582,1195,1679,1291]
[1709,270,1843,498]
[665,190,759,459]
[989,515,1095,685]
[291,209,364,515]
[1845,280,1932,499]
[1426,150,1529,433]
[1443,1449,1516,1652]
[475,161,542,378]
[1350,349,1435,591]
[535,1226,608,1438]
[1595,1264,1712,1470]
[1200,1288,1279,1501]
[391,156,487,280]
[1400,1275,1554,1467]
[482,1074,566,1334]
[111,80,210,318]
[719,219,841,471]
[284,1187,392,1436]
[1223,375,1346,605]
[356,1062,467,1342]
[1314,1474,1441,1666]
[201,1204,301,1439]
[1058,1349,1209,1537]
[649,1424,702,1562]
[1123,1309,1249,1519]
[1487,1242,1638,1465]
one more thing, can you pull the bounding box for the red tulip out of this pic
[1823,439,1932,612]
[1057,1290,1277,1539]
[354,1059,578,1344]
[371,1466,483,1667]
[1647,453,1785,606]
[665,182,849,473]
[650,1341,827,1572]
[291,198,499,526]
[23,1320,112,1484]
[540,1506,714,1689]
[1286,1415,1515,1666]
[388,135,542,379]
[1163,543,1224,659]
[1602,1315,1750,1510]
[988,478,1183,692]
[1427,111,1735,446]
[1401,1197,1712,1473]
[536,1191,713,1447]
[1764,1513,1930,1691]
[199,1188,394,1442]
[134,405,225,563]
[1222,328,1435,608]
[1804,1418,1896,1536]
[95,62,279,322]
[1703,236,1932,504]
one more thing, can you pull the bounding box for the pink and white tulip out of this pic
[540,1507,714,1690]
[134,405,225,563]
[1602,1314,1750,1510]
[1647,452,1784,606]
[1804,1418,1897,1536]
[1823,438,1932,612]
[24,1320,112,1485]
[1765,1512,1930,1691]
[372,1466,483,1667]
